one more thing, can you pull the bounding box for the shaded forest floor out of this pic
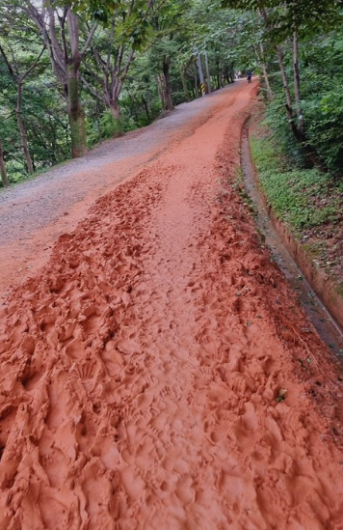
[1,81,343,530]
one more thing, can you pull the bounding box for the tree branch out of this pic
[20,46,45,83]
[80,23,98,58]
[80,75,104,103]
[0,42,17,80]
[46,6,66,73]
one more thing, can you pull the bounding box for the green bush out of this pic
[303,86,343,172]
[264,32,343,176]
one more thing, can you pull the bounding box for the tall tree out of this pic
[221,0,343,164]
[81,0,156,120]
[0,42,44,175]
[24,1,97,158]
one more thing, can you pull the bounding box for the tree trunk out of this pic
[293,31,305,134]
[0,140,9,187]
[109,100,120,120]
[157,74,166,109]
[109,99,122,137]
[262,11,304,139]
[215,56,221,89]
[194,64,198,96]
[275,47,303,141]
[204,52,211,94]
[262,63,273,100]
[67,64,87,158]
[142,96,150,122]
[275,47,305,142]
[275,47,294,121]
[276,45,319,166]
[196,53,206,97]
[255,42,273,100]
[260,9,292,115]
[16,82,34,175]
[228,63,235,84]
[95,100,102,140]
[180,67,190,102]
[260,7,319,166]
[162,59,174,111]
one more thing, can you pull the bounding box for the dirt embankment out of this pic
[1,82,343,530]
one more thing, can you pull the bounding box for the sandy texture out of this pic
[1,82,343,530]
[0,83,242,301]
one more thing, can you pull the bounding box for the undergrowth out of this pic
[250,134,343,232]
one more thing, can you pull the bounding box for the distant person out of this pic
[238,70,242,79]
[247,71,252,83]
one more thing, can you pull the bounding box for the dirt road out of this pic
[0,83,245,300]
[1,82,343,530]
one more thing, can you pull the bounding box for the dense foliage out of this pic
[223,0,343,175]
[0,0,251,186]
[258,25,343,173]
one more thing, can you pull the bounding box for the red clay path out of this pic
[1,81,343,530]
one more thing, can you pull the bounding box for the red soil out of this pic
[1,82,343,530]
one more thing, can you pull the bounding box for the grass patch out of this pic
[250,134,342,232]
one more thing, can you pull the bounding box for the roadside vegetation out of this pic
[220,0,343,296]
[251,122,343,299]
